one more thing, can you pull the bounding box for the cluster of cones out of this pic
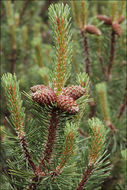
[80,15,125,37]
[97,15,125,36]
[30,85,86,114]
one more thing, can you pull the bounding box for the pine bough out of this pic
[1,3,110,190]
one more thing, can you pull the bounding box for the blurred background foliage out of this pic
[1,0,126,190]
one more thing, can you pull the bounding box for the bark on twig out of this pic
[80,29,91,76]
[99,55,106,79]
[20,135,37,175]
[107,30,116,80]
[118,81,127,118]
[76,165,93,190]
[106,122,117,133]
[9,48,16,74]
[19,0,29,25]
[38,109,59,171]
[89,100,96,118]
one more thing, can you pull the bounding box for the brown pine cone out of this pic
[57,95,79,114]
[97,15,112,25]
[30,85,51,93]
[85,25,101,36]
[112,22,122,36]
[32,88,57,106]
[61,85,85,100]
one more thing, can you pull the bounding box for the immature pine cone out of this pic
[61,85,85,100]
[97,15,112,25]
[112,22,122,36]
[31,88,57,106]
[85,25,101,36]
[57,95,79,114]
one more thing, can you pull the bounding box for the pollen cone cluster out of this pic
[30,84,86,114]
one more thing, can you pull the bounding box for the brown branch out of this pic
[89,100,96,118]
[38,0,54,17]
[28,109,59,189]
[0,9,5,19]
[106,122,117,133]
[107,30,116,80]
[80,29,96,117]
[118,97,127,118]
[80,29,91,76]
[78,127,88,137]
[99,55,106,79]
[76,165,93,190]
[9,48,16,74]
[38,109,59,172]
[20,135,37,175]
[19,0,29,25]
[118,81,127,118]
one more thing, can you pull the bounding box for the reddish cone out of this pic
[112,22,122,36]
[61,85,85,100]
[32,89,57,106]
[97,15,112,25]
[85,25,101,36]
[57,95,79,114]
[30,85,51,93]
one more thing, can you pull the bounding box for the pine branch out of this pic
[96,82,117,133]
[88,118,106,165]
[76,118,109,190]
[97,2,125,80]
[49,3,72,94]
[71,1,90,75]
[2,73,25,137]
[1,73,38,176]
[76,165,93,190]
[72,1,101,75]
[55,123,77,174]
[20,135,37,175]
[38,109,59,172]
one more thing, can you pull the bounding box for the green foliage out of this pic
[1,1,126,190]
[96,82,110,124]
[88,118,106,163]
[48,3,72,93]
[1,73,25,136]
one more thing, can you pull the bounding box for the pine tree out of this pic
[1,1,126,190]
